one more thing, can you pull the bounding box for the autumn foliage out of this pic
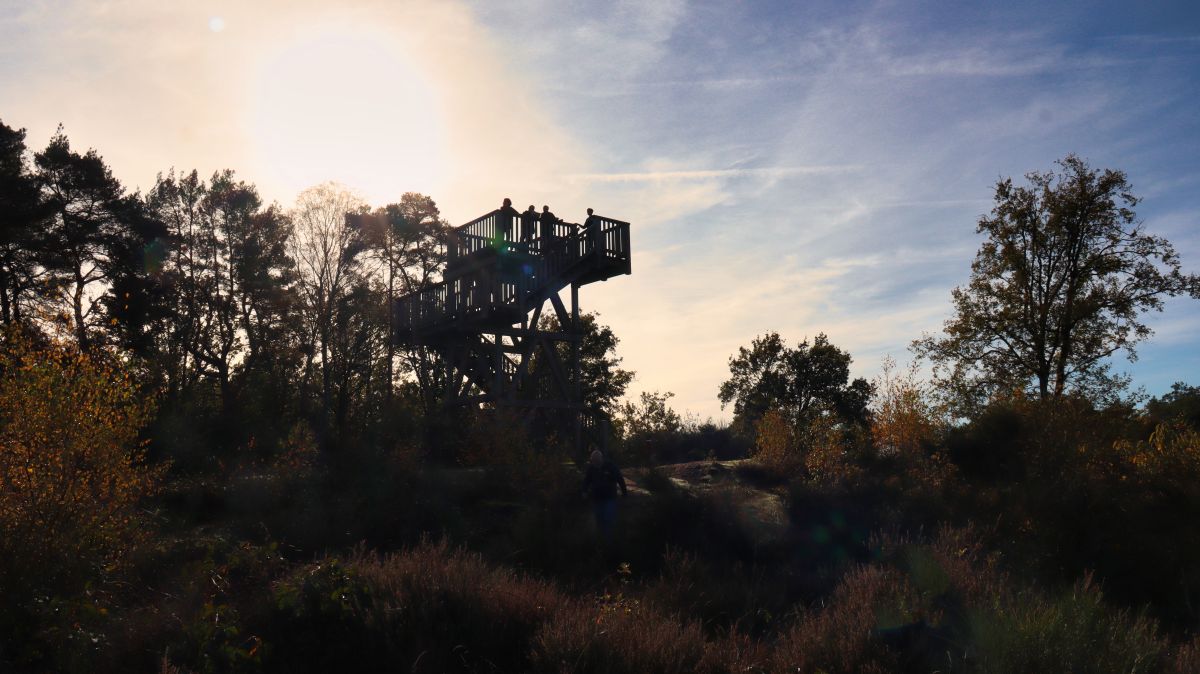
[0,332,163,600]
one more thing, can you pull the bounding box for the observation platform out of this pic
[394,208,631,343]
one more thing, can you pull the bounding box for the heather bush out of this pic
[969,575,1164,673]
[264,541,565,672]
[771,565,915,673]
[1169,635,1200,673]
[530,593,733,674]
[865,528,1171,673]
[641,547,794,639]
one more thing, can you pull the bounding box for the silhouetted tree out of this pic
[290,183,371,441]
[719,332,872,433]
[358,193,449,410]
[0,120,51,327]
[138,169,301,466]
[35,128,160,350]
[618,390,683,440]
[1146,382,1200,430]
[914,155,1200,413]
[100,194,168,358]
[537,312,633,416]
[147,170,296,415]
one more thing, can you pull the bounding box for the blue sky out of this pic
[2,0,1198,418]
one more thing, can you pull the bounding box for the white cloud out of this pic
[5,0,1198,419]
[567,165,861,183]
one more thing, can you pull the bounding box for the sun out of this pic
[245,24,448,205]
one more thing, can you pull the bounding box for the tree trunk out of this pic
[320,319,332,429]
[73,268,88,350]
[0,270,10,324]
[386,253,395,403]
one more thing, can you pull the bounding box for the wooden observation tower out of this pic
[392,205,632,451]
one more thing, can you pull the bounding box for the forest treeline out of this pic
[3,118,1200,672]
[0,119,546,465]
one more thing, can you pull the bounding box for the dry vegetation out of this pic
[4,330,1200,672]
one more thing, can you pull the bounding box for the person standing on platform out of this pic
[498,197,518,243]
[520,204,538,246]
[540,205,560,259]
[582,207,601,256]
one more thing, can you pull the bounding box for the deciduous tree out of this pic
[914,155,1200,412]
[290,183,371,438]
[719,332,872,433]
[0,332,163,602]
[537,312,634,416]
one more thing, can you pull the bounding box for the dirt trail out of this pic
[625,460,790,547]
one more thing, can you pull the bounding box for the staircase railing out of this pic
[395,213,630,339]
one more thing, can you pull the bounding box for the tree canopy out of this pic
[914,154,1200,412]
[718,332,872,432]
[534,312,633,417]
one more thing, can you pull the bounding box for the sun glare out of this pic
[245,25,447,205]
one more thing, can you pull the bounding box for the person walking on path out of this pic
[582,449,627,540]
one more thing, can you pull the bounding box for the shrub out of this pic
[1116,420,1200,496]
[0,333,163,605]
[264,541,565,672]
[800,411,863,486]
[970,574,1164,673]
[943,396,1027,481]
[870,357,943,457]
[530,593,732,674]
[641,547,792,638]
[618,390,683,464]
[626,487,759,572]
[1169,634,1200,674]
[637,466,676,494]
[457,407,532,467]
[754,408,800,474]
[771,565,914,673]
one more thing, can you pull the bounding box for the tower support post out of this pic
[571,282,582,455]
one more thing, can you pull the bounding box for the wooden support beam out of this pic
[550,292,570,326]
[572,282,582,454]
[407,212,630,428]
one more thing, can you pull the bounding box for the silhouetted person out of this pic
[582,207,601,256]
[540,205,560,257]
[520,205,538,244]
[498,197,518,242]
[582,449,627,540]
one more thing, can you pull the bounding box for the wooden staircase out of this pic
[393,207,631,416]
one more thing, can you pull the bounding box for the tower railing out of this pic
[396,213,630,339]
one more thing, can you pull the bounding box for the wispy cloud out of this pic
[5,0,1198,418]
[1102,34,1200,46]
[567,165,862,183]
